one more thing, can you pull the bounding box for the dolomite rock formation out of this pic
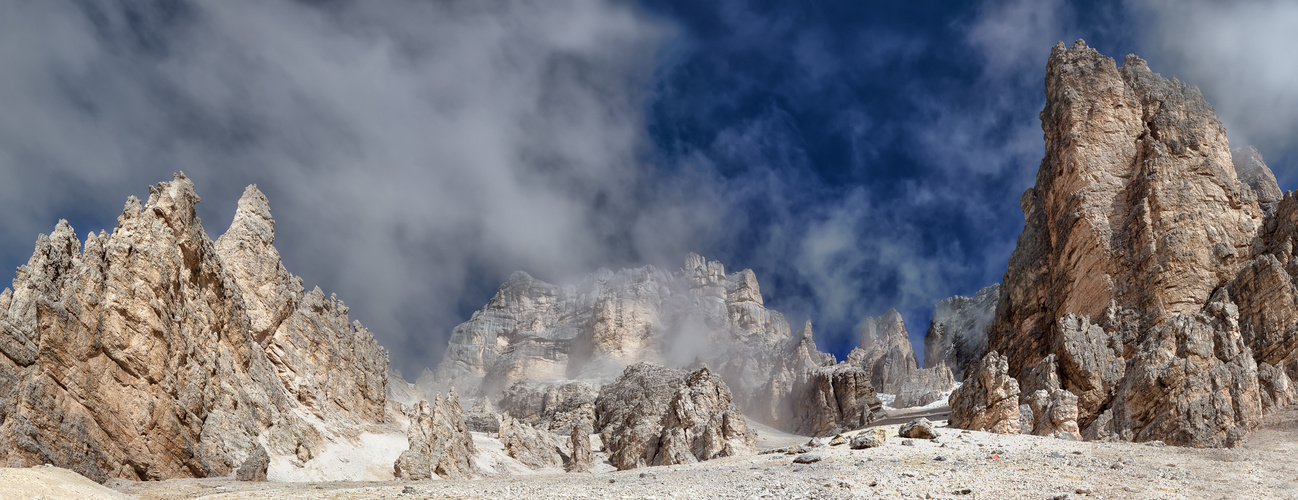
[427,254,880,436]
[394,391,477,480]
[496,380,597,435]
[789,363,885,437]
[1016,355,1080,438]
[848,309,918,394]
[463,397,502,433]
[893,364,956,409]
[594,363,755,470]
[972,40,1293,447]
[499,412,565,470]
[0,175,389,482]
[948,352,1021,434]
[924,284,999,378]
[235,445,269,482]
[431,255,790,402]
[567,417,593,473]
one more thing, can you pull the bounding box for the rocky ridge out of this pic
[0,175,391,482]
[953,40,1295,447]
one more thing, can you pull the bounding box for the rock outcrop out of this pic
[0,175,389,482]
[394,392,477,480]
[235,445,269,482]
[970,40,1293,447]
[499,412,565,470]
[788,364,885,437]
[427,254,879,436]
[893,364,956,409]
[848,309,918,394]
[566,417,593,473]
[463,397,502,433]
[948,352,1021,434]
[431,255,790,402]
[594,363,755,469]
[924,284,999,378]
[496,380,597,435]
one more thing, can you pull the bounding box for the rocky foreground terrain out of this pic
[7,403,1298,499]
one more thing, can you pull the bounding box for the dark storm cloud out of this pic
[0,0,711,374]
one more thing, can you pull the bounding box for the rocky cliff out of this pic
[958,40,1294,447]
[847,309,918,395]
[924,284,999,378]
[0,175,390,481]
[426,254,876,435]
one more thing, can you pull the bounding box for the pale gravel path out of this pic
[12,405,1298,499]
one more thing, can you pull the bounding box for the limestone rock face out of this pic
[893,364,956,409]
[924,284,999,378]
[594,363,755,470]
[789,364,885,437]
[0,175,388,482]
[496,380,597,435]
[948,352,1021,434]
[235,445,269,482]
[394,392,477,480]
[980,40,1290,446]
[1085,291,1261,447]
[429,255,791,409]
[427,254,875,436]
[849,309,918,394]
[498,413,564,470]
[1017,356,1080,438]
[566,417,593,473]
[463,398,502,433]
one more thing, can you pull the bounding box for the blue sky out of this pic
[1,0,1295,372]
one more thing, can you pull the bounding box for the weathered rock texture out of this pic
[235,445,269,482]
[394,392,477,480]
[566,417,593,473]
[432,255,788,398]
[893,364,956,409]
[975,40,1296,447]
[463,397,502,433]
[848,309,918,394]
[0,175,389,482]
[428,255,877,436]
[924,284,999,378]
[496,380,597,435]
[948,352,1021,434]
[594,363,755,470]
[788,364,885,437]
[498,412,565,470]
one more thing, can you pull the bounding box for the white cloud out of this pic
[0,0,700,373]
[1133,0,1298,178]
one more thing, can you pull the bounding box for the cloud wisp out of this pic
[0,0,715,374]
[1133,0,1298,185]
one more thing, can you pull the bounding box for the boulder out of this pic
[849,428,887,449]
[566,417,593,473]
[899,418,938,440]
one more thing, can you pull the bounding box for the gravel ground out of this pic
[11,405,1298,499]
